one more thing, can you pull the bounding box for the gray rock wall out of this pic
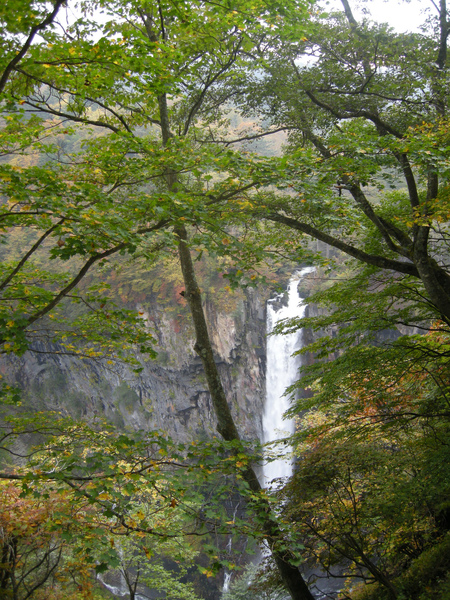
[2,287,268,444]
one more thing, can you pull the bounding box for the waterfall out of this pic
[222,501,241,595]
[262,267,314,487]
[98,573,129,598]
[225,267,344,600]
[223,571,232,594]
[98,571,148,600]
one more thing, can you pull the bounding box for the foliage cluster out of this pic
[0,412,269,599]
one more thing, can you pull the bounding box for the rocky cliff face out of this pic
[2,286,268,444]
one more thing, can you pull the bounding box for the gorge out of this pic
[1,265,318,600]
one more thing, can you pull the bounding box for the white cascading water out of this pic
[223,571,232,594]
[98,572,147,600]
[262,267,315,487]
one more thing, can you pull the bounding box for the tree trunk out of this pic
[176,224,315,600]
[152,42,314,591]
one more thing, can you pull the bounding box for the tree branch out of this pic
[0,0,66,94]
[263,212,419,277]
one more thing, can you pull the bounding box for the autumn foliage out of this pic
[0,482,97,600]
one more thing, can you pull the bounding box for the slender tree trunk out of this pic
[151,43,314,591]
[176,224,315,600]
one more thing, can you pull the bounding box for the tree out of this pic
[0,0,67,95]
[0,1,323,598]
[220,2,450,597]
[0,0,292,359]
[0,414,266,599]
[108,525,201,600]
[0,480,99,600]
[275,322,450,599]
[222,561,288,600]
[239,0,450,324]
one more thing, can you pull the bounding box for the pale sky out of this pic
[63,0,430,35]
[364,0,428,32]
[328,0,430,33]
